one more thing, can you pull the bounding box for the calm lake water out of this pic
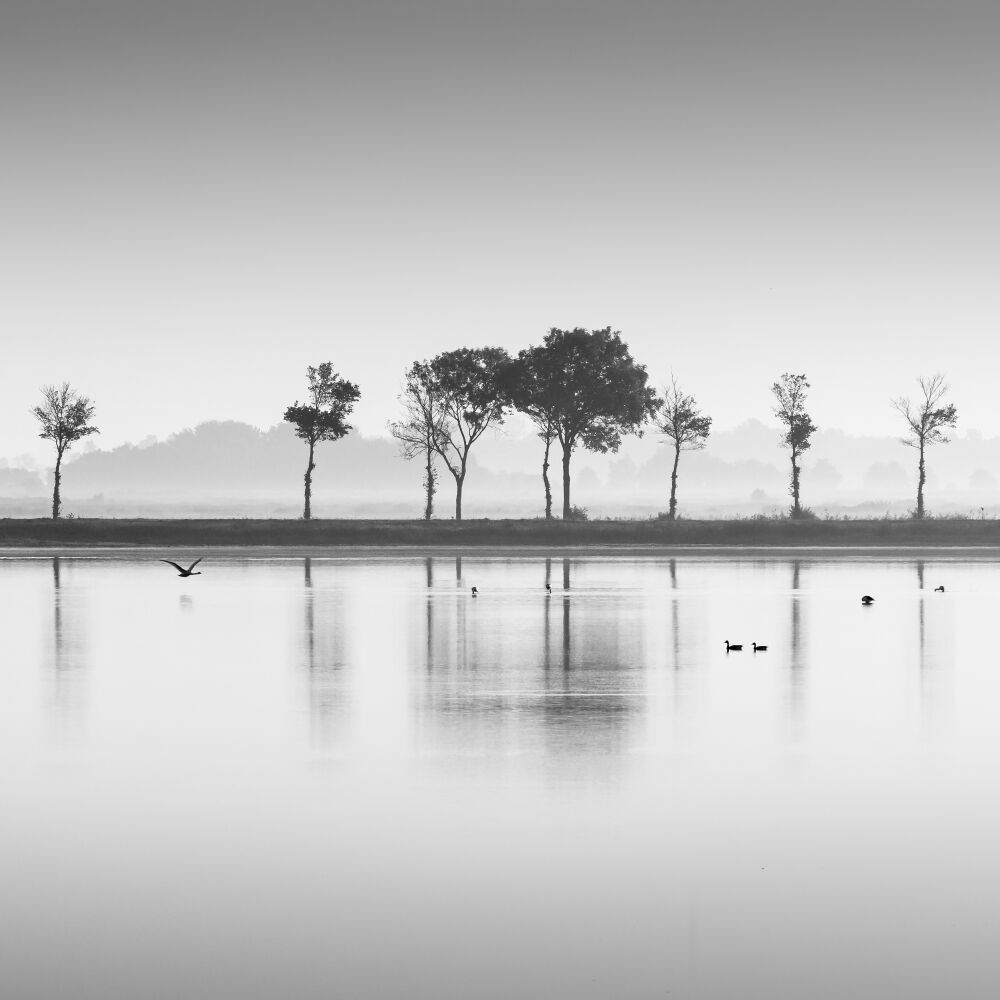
[2,552,999,999]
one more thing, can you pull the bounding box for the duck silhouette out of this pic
[471,586,478,597]
[934,585,945,592]
[752,642,768,652]
[160,558,203,578]
[861,595,874,606]
[725,640,743,652]
[545,583,552,595]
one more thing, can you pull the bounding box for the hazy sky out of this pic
[2,0,997,463]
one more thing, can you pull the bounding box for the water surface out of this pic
[1,553,997,999]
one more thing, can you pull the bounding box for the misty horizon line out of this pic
[5,411,1000,519]
[7,414,1000,471]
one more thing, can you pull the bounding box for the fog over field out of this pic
[4,416,999,519]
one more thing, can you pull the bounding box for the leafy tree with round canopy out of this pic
[892,373,958,520]
[507,328,660,519]
[283,362,360,520]
[413,347,512,520]
[32,382,99,519]
[501,345,563,518]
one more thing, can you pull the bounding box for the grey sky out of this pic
[2,0,997,462]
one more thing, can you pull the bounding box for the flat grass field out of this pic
[2,517,1000,549]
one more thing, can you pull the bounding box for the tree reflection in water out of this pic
[301,557,351,751]
[48,556,87,743]
[414,556,642,770]
[916,559,954,739]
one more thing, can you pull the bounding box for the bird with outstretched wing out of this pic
[160,558,204,577]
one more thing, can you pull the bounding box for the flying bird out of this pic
[160,558,204,578]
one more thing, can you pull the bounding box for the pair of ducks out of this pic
[471,584,553,597]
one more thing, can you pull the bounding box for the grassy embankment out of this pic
[2,517,1000,548]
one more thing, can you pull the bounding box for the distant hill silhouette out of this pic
[0,467,45,497]
[63,421,413,496]
[36,417,1000,517]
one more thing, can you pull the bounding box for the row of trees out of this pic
[29,334,958,521]
[389,329,678,521]
[385,329,958,523]
[770,371,958,520]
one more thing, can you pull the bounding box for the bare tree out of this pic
[283,362,360,520]
[536,419,558,519]
[32,383,99,519]
[771,372,816,518]
[891,374,958,520]
[656,376,712,519]
[389,363,447,520]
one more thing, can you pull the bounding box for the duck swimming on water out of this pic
[752,642,768,652]
[725,640,743,652]
[861,595,874,605]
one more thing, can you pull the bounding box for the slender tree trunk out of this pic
[542,436,553,519]
[790,447,801,517]
[51,448,63,520]
[423,445,435,520]
[303,440,316,520]
[562,444,572,519]
[669,442,681,519]
[916,439,926,519]
[455,468,465,520]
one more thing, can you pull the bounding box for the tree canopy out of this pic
[284,362,361,449]
[284,362,361,519]
[389,363,449,520]
[508,328,660,517]
[418,346,512,520]
[771,372,816,517]
[656,376,712,519]
[32,382,99,519]
[503,344,565,517]
[891,373,958,519]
